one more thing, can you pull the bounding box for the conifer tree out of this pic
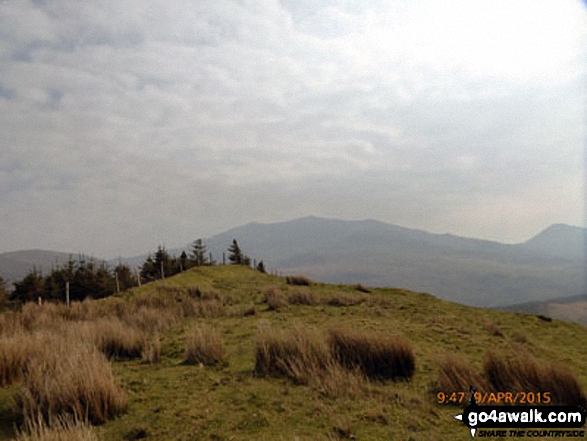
[228,239,244,265]
[179,251,188,271]
[191,239,208,267]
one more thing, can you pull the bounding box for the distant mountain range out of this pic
[0,250,84,285]
[198,217,586,308]
[1,217,585,310]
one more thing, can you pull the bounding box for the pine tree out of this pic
[140,256,157,282]
[114,263,137,291]
[190,239,208,267]
[11,270,45,303]
[256,260,266,273]
[154,245,171,279]
[228,239,244,265]
[179,251,188,271]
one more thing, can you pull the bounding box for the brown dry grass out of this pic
[13,335,128,425]
[83,318,146,360]
[184,325,225,366]
[437,353,489,395]
[264,287,287,311]
[288,290,318,306]
[285,275,312,286]
[141,334,162,364]
[483,351,586,406]
[326,293,365,307]
[254,325,330,384]
[355,283,372,293]
[328,328,415,381]
[15,415,97,441]
[482,319,504,337]
[0,334,31,386]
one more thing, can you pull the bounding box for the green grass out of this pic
[1,265,587,440]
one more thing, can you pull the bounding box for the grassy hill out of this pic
[0,265,586,440]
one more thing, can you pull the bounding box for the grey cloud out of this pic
[0,0,583,257]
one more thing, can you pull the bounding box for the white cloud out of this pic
[0,0,584,257]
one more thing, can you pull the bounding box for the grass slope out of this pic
[1,265,586,440]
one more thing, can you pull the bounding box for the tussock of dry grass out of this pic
[285,275,312,286]
[355,284,372,293]
[288,290,318,306]
[254,325,330,384]
[263,287,287,311]
[311,364,368,399]
[437,353,488,395]
[328,329,415,381]
[125,306,179,333]
[0,334,32,386]
[0,310,25,336]
[482,320,504,337]
[484,351,586,406]
[185,326,225,366]
[243,305,256,316]
[16,415,97,441]
[326,293,365,307]
[141,335,161,364]
[13,336,128,425]
[84,318,146,360]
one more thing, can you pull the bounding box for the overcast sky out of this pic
[0,0,586,258]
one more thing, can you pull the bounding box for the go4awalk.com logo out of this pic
[454,396,586,438]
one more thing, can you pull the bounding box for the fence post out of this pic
[66,281,70,307]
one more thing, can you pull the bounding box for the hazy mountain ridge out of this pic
[1,217,585,309]
[0,250,81,285]
[199,217,586,307]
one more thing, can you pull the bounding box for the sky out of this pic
[0,0,586,258]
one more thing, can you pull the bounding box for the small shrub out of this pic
[288,290,317,306]
[285,275,312,286]
[483,352,586,406]
[264,287,287,311]
[537,315,552,322]
[328,328,415,381]
[185,326,224,366]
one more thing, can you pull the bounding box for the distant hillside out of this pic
[196,217,586,308]
[7,217,586,308]
[522,223,586,260]
[502,294,587,326]
[0,250,96,285]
